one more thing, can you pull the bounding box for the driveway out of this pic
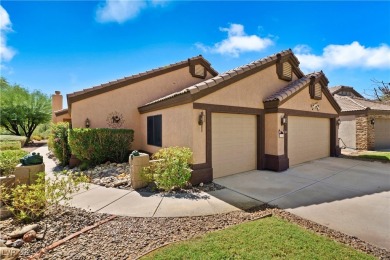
[212,157,390,250]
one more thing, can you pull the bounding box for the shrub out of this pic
[0,150,28,176]
[141,147,192,191]
[0,135,27,147]
[68,128,134,165]
[33,123,51,140]
[0,141,21,150]
[32,135,43,141]
[49,122,71,166]
[0,172,89,222]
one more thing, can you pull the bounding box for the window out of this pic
[147,115,162,146]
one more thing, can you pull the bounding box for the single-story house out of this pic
[53,50,341,184]
[329,86,390,151]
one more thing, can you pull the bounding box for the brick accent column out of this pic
[355,116,368,150]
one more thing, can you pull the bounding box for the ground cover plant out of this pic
[359,151,390,161]
[0,146,28,176]
[0,135,27,147]
[141,146,192,191]
[142,216,374,260]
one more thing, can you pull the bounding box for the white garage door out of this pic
[212,113,257,178]
[375,119,390,150]
[288,116,330,166]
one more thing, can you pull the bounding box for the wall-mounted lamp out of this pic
[85,118,90,128]
[198,112,204,126]
[337,119,341,126]
[281,115,287,126]
[370,118,375,125]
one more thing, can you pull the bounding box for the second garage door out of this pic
[212,113,257,178]
[288,116,330,166]
[375,118,390,150]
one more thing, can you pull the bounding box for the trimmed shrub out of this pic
[0,135,27,147]
[49,122,71,166]
[0,150,29,176]
[141,147,192,191]
[32,135,43,141]
[0,172,89,222]
[0,141,21,150]
[68,128,134,165]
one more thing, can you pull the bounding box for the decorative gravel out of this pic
[2,205,388,260]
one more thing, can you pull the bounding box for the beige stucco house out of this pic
[53,50,341,184]
[330,86,390,150]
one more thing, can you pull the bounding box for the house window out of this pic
[147,115,162,147]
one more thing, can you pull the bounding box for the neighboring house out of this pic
[53,50,341,184]
[330,86,390,150]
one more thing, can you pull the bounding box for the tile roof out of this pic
[263,71,324,102]
[141,49,302,108]
[67,55,218,102]
[54,108,69,116]
[334,95,390,112]
[328,85,364,98]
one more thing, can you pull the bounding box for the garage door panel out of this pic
[288,117,330,166]
[212,113,257,178]
[375,119,390,150]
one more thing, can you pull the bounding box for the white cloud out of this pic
[0,6,16,64]
[294,42,390,72]
[96,0,168,23]
[196,24,274,57]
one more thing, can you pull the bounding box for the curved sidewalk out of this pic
[33,145,263,217]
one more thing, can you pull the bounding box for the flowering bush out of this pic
[48,122,71,166]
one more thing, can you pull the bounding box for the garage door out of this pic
[212,113,257,178]
[288,116,330,166]
[375,119,390,150]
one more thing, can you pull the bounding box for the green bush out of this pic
[49,122,71,166]
[32,135,43,141]
[32,123,51,140]
[0,150,28,176]
[0,135,27,147]
[68,128,134,165]
[0,172,89,222]
[0,141,21,150]
[141,147,192,191]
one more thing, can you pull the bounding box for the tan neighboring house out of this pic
[330,86,390,150]
[53,50,341,184]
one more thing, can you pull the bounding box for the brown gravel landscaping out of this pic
[1,205,389,260]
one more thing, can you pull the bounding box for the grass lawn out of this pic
[142,216,374,260]
[359,151,390,161]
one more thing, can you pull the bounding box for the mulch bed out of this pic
[1,205,388,260]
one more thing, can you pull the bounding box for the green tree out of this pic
[0,77,51,143]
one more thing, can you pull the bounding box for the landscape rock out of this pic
[7,224,39,238]
[0,247,20,260]
[0,240,6,247]
[11,239,24,248]
[0,207,13,220]
[5,240,13,247]
[23,230,37,243]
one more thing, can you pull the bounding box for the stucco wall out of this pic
[265,113,285,155]
[139,103,194,158]
[192,109,206,164]
[280,85,337,114]
[55,113,71,123]
[71,66,213,149]
[339,115,356,149]
[197,66,298,108]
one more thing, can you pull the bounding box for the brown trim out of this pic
[193,103,263,115]
[189,58,210,79]
[54,109,69,116]
[139,93,193,114]
[330,118,337,157]
[368,110,390,115]
[309,77,322,100]
[276,54,292,81]
[266,108,338,118]
[67,56,218,106]
[264,154,289,172]
[190,166,213,185]
[331,87,364,98]
[339,110,368,116]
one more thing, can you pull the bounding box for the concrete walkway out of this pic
[33,145,263,217]
[214,158,390,250]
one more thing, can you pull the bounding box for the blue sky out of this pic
[1,1,390,106]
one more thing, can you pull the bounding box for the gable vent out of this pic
[282,62,292,79]
[195,64,206,78]
[315,83,322,98]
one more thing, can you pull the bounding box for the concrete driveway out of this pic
[212,157,390,250]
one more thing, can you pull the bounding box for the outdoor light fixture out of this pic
[370,118,375,125]
[85,118,90,128]
[198,112,204,126]
[337,119,341,125]
[281,115,287,126]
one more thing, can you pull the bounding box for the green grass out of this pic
[142,217,374,260]
[359,151,390,161]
